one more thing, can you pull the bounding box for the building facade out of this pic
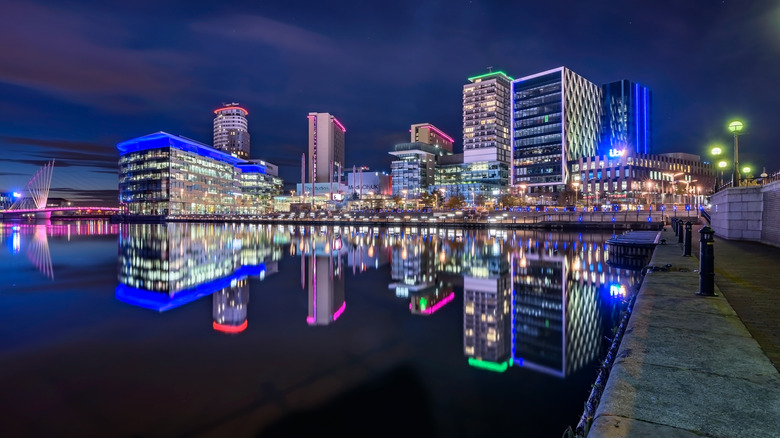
[572,152,716,208]
[512,67,602,196]
[308,112,346,184]
[390,123,454,198]
[601,80,652,156]
[463,71,513,165]
[432,153,509,207]
[213,103,250,159]
[117,132,282,216]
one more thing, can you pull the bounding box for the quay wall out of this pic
[710,180,780,247]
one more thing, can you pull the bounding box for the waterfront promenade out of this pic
[588,225,780,437]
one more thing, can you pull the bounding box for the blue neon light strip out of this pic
[116,132,245,166]
[116,263,265,312]
[237,164,267,175]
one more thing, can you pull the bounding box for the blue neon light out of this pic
[116,263,265,312]
[237,164,267,175]
[117,132,245,166]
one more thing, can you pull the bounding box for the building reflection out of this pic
[290,227,346,326]
[116,223,280,334]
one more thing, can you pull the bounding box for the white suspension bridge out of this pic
[1,160,119,219]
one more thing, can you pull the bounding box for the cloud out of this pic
[48,188,119,206]
[191,14,337,55]
[0,1,193,109]
[1,136,118,170]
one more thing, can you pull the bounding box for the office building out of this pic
[117,132,282,216]
[571,152,715,207]
[511,67,602,196]
[389,123,454,198]
[463,71,513,165]
[213,103,250,159]
[432,153,509,207]
[308,112,346,184]
[600,80,652,156]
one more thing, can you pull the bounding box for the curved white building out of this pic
[214,103,250,159]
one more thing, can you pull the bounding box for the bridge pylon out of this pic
[9,160,55,211]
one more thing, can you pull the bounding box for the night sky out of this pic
[1,0,778,205]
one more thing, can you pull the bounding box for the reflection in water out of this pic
[112,223,640,368]
[116,223,280,334]
[1,221,119,280]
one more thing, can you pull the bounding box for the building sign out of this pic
[608,148,626,158]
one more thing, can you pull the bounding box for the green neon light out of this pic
[467,358,512,372]
[544,115,549,123]
[419,297,428,311]
[467,71,514,81]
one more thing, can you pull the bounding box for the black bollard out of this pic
[677,219,684,244]
[697,226,716,296]
[683,221,692,256]
[673,218,678,236]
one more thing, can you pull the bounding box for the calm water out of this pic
[0,221,641,438]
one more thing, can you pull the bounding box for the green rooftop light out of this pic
[467,71,514,82]
[467,357,512,372]
[728,120,744,133]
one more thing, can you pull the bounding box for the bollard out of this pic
[683,221,692,256]
[697,226,716,296]
[673,218,678,236]
[678,219,684,244]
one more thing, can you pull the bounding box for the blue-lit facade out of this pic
[117,132,282,216]
[600,80,652,156]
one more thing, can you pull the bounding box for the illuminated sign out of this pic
[608,148,626,158]
[12,192,21,198]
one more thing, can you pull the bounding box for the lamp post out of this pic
[717,161,727,188]
[401,189,407,209]
[728,120,744,187]
[742,166,752,185]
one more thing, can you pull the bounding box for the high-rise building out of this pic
[308,112,346,184]
[600,80,652,156]
[389,123,454,198]
[511,67,602,195]
[463,71,513,166]
[213,103,250,159]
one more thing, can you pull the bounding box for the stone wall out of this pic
[761,180,780,246]
[710,180,780,246]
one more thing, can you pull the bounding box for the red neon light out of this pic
[214,106,249,116]
[420,124,454,143]
[332,117,347,133]
[213,320,248,333]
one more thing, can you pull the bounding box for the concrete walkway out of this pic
[588,226,780,437]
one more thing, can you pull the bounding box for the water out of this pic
[0,221,641,438]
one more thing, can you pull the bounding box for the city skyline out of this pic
[1,0,778,205]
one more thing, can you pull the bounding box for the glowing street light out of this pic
[717,160,728,187]
[728,120,744,187]
[572,181,580,206]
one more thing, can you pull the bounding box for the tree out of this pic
[445,194,466,210]
[392,195,403,208]
[473,194,486,208]
[419,191,436,207]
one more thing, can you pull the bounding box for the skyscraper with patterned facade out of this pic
[213,103,250,159]
[511,67,602,196]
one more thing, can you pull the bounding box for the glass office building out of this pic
[117,132,282,216]
[512,67,602,195]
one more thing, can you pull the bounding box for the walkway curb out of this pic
[588,228,780,437]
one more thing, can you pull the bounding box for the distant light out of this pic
[742,166,751,174]
[728,120,744,133]
[12,192,21,198]
[711,147,722,155]
[718,161,728,169]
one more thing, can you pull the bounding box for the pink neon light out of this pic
[421,292,455,315]
[306,316,315,324]
[307,115,315,119]
[214,106,249,115]
[213,320,248,333]
[332,117,347,133]
[420,124,454,143]
[332,301,346,321]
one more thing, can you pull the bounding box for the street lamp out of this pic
[728,120,744,187]
[401,189,407,209]
[717,161,728,187]
[572,181,580,207]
